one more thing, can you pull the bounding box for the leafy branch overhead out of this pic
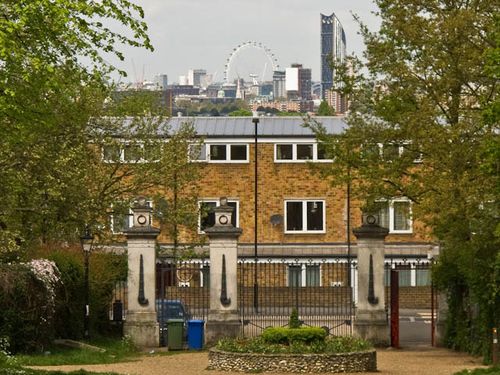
[308,0,499,360]
[0,0,155,256]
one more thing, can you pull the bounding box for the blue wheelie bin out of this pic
[187,320,204,350]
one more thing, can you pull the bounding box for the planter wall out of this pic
[208,348,377,373]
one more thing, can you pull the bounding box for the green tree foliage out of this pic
[317,101,336,116]
[0,0,155,257]
[308,0,499,359]
[149,122,205,259]
[228,109,253,117]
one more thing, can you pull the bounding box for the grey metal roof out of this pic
[166,116,347,138]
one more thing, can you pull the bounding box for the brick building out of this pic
[108,116,437,257]
[109,116,436,294]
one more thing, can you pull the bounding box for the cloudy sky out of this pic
[113,0,380,84]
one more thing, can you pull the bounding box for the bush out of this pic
[216,335,372,354]
[42,246,127,339]
[0,262,60,353]
[261,327,326,345]
[288,308,301,329]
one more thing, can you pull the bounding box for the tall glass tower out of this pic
[321,13,346,99]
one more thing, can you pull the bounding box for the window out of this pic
[297,144,313,160]
[306,265,320,286]
[205,144,248,162]
[378,199,412,233]
[199,199,239,232]
[384,265,411,286]
[189,143,207,161]
[102,143,152,163]
[201,265,210,288]
[288,264,321,287]
[363,143,422,163]
[285,200,325,233]
[103,144,121,162]
[209,145,227,160]
[288,265,302,287]
[276,144,293,160]
[275,143,332,163]
[124,144,143,162]
[416,268,431,286]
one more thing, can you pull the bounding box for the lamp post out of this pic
[252,112,259,312]
[80,226,94,340]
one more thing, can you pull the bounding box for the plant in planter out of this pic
[210,310,376,372]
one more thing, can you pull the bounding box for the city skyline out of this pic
[110,0,379,85]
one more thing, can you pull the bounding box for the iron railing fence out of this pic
[238,257,356,337]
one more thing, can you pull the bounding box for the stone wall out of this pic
[208,348,377,373]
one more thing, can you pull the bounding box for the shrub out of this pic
[288,308,301,329]
[40,245,127,339]
[216,335,372,354]
[0,262,60,353]
[261,327,326,345]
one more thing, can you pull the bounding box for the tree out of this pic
[0,0,154,258]
[228,109,253,117]
[317,101,336,116]
[308,0,498,359]
[149,122,205,259]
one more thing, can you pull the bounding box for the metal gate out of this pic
[156,259,210,346]
[384,258,435,347]
[238,257,355,337]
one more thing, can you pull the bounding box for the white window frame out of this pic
[287,264,322,287]
[102,142,159,164]
[274,142,332,163]
[376,142,423,163]
[203,143,249,163]
[379,198,413,234]
[284,199,326,234]
[198,198,240,233]
[188,143,207,162]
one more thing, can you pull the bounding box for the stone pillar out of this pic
[353,214,390,346]
[204,197,242,344]
[124,197,160,348]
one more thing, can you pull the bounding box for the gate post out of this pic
[204,197,242,344]
[353,214,389,346]
[124,197,160,348]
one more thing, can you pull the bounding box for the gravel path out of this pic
[31,346,486,375]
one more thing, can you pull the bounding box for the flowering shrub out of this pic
[27,259,61,312]
[0,260,62,353]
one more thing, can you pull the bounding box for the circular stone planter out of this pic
[208,348,377,373]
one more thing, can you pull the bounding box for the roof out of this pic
[166,116,347,138]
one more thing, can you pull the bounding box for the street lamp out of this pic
[252,112,259,312]
[80,226,94,340]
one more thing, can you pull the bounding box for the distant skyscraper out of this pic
[285,64,312,100]
[188,69,207,87]
[153,74,168,90]
[321,12,346,100]
[272,70,286,99]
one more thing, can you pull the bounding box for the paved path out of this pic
[31,346,486,375]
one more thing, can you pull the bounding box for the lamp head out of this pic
[80,226,94,253]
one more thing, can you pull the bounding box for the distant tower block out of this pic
[320,13,346,100]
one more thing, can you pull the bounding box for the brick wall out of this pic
[156,142,432,246]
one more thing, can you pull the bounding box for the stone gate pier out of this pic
[204,197,242,344]
[124,197,160,347]
[353,214,390,346]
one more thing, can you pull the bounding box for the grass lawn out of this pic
[0,368,120,375]
[454,367,500,375]
[14,337,139,367]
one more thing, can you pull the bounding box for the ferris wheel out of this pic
[223,41,280,84]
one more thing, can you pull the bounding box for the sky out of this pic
[112,0,380,85]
